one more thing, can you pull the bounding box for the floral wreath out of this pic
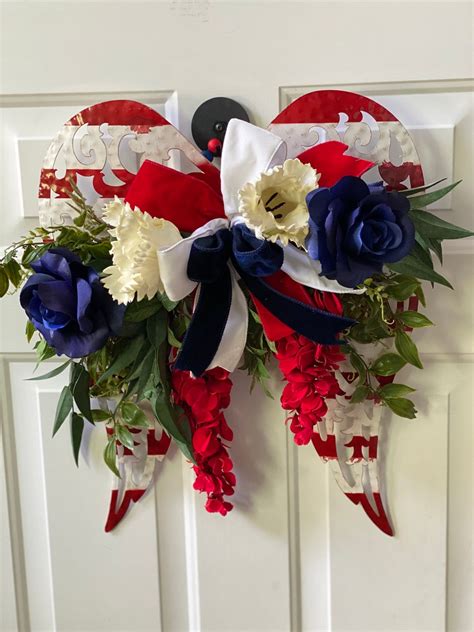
[1,90,471,535]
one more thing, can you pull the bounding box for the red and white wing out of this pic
[38,99,220,227]
[270,90,425,536]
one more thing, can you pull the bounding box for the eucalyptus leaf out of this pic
[70,413,84,466]
[395,331,423,369]
[52,386,73,436]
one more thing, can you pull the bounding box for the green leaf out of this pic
[27,360,71,381]
[428,238,443,264]
[385,397,417,419]
[73,212,86,227]
[401,178,446,197]
[35,339,57,362]
[388,255,453,289]
[116,425,136,450]
[52,386,73,436]
[121,402,150,428]
[91,409,111,422]
[4,260,22,287]
[396,311,433,328]
[370,353,406,376]
[410,241,434,269]
[408,180,461,209]
[150,392,194,462]
[70,363,93,422]
[348,350,367,383]
[98,335,145,383]
[350,385,370,403]
[167,327,182,349]
[395,330,423,369]
[103,438,120,477]
[159,293,179,312]
[414,285,426,307]
[0,267,9,297]
[410,207,473,241]
[147,309,168,349]
[386,279,420,301]
[379,383,416,399]
[70,413,84,466]
[25,320,36,343]
[124,298,161,323]
[135,350,157,400]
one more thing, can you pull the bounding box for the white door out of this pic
[1,2,473,631]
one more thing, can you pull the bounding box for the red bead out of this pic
[207,137,222,154]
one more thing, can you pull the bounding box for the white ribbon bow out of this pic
[158,119,362,373]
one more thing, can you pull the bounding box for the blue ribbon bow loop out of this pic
[175,224,355,376]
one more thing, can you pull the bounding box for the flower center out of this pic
[261,187,297,220]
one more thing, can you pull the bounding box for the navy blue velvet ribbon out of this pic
[175,224,355,376]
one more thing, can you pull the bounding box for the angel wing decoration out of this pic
[269,91,424,536]
[37,91,425,534]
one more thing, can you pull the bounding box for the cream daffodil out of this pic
[238,158,319,248]
[101,197,181,304]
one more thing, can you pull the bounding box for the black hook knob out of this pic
[192,97,250,159]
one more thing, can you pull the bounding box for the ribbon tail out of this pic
[241,271,354,346]
[281,244,366,295]
[207,270,248,373]
[175,266,233,376]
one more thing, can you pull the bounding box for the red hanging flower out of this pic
[171,367,235,516]
[276,290,346,445]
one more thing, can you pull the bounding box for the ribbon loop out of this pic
[232,224,283,277]
[187,229,232,284]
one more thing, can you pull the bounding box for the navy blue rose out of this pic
[306,176,415,287]
[20,248,125,358]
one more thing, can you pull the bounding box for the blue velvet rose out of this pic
[20,248,125,358]
[306,176,415,287]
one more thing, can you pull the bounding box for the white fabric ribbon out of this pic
[158,119,363,373]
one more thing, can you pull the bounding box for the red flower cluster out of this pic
[276,291,346,446]
[171,367,235,516]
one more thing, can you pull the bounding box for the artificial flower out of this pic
[238,158,319,247]
[20,248,124,357]
[101,197,181,304]
[306,176,415,287]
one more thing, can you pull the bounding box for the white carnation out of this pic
[101,197,181,304]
